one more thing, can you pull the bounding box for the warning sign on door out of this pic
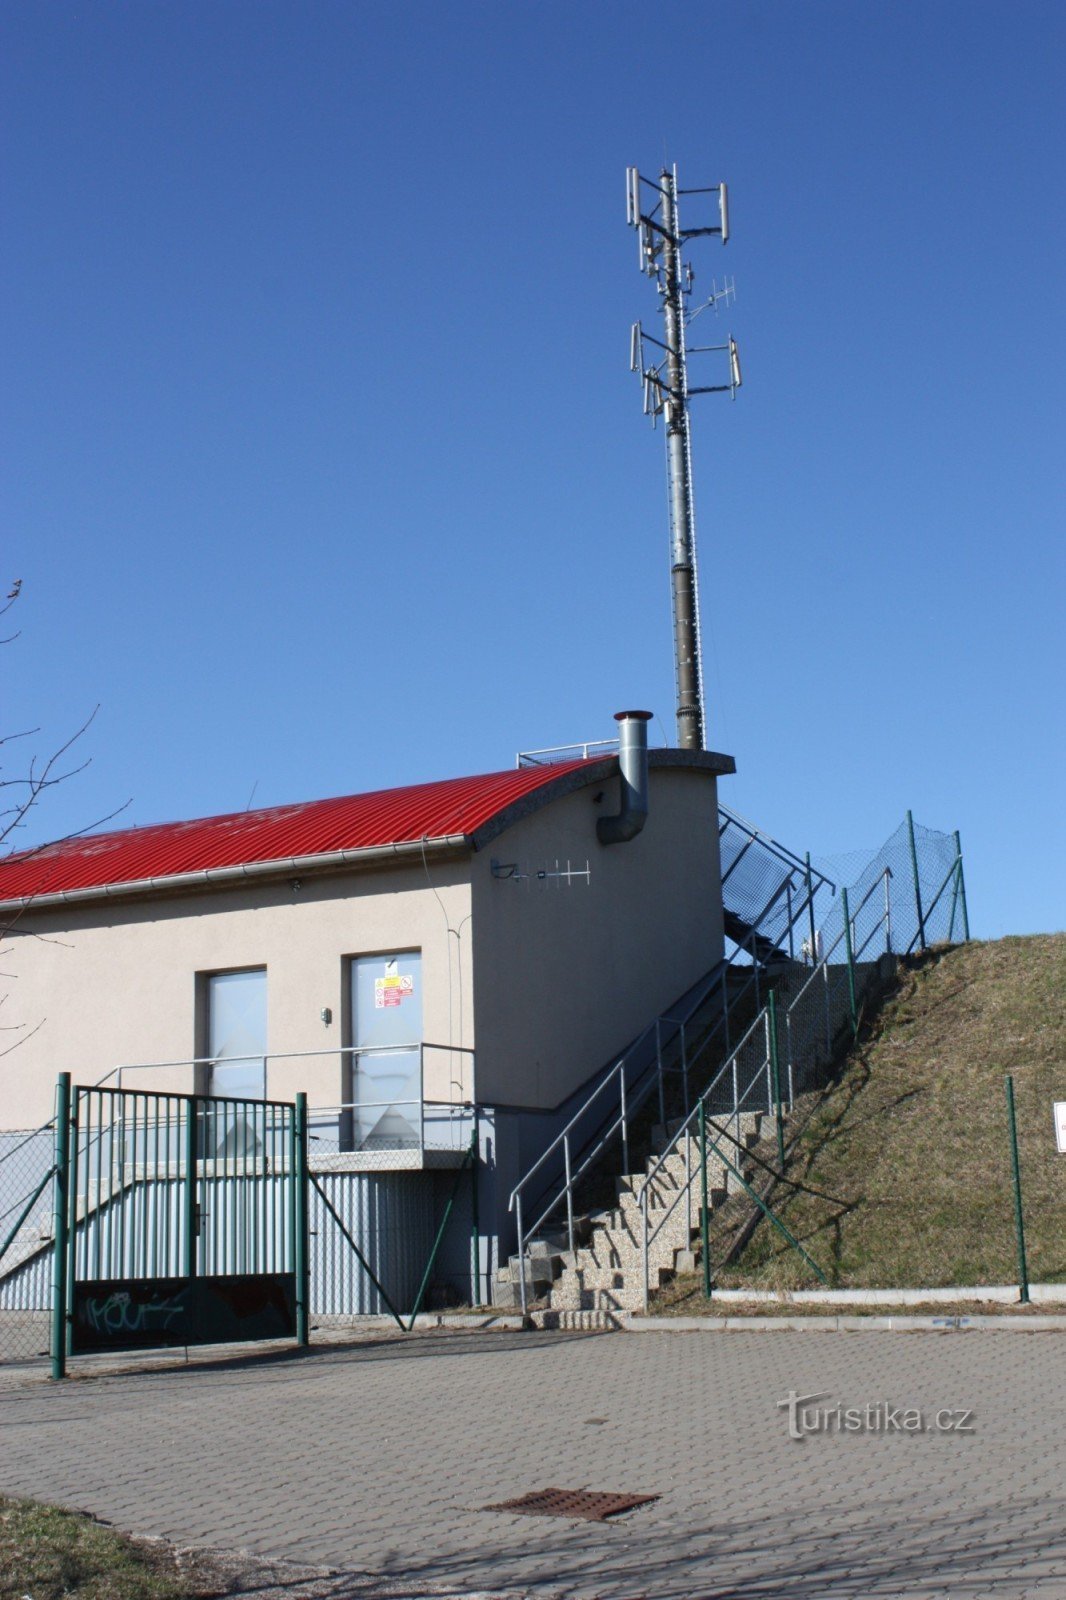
[374,974,414,1009]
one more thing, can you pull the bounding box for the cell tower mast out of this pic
[626,164,741,751]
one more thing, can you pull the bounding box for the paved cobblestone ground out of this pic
[1,1328,1064,1599]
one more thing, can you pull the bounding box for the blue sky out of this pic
[3,1,1063,937]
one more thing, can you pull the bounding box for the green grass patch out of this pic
[707,936,1066,1291]
[0,1497,213,1600]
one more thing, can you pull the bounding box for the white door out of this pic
[206,968,266,1156]
[349,953,423,1150]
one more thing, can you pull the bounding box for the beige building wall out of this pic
[1,861,474,1130]
[2,763,726,1131]
[469,765,723,1109]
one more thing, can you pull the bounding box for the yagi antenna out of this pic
[624,162,743,753]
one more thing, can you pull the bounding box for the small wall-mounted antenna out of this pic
[625,164,742,752]
[490,858,592,889]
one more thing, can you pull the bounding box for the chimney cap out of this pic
[613,709,653,722]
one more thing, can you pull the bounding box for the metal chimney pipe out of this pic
[597,711,652,846]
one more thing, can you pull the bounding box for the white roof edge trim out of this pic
[0,833,472,914]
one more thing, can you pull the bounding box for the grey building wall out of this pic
[470,765,723,1110]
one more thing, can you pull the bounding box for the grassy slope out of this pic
[714,935,1066,1290]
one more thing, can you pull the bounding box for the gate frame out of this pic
[50,1077,307,1379]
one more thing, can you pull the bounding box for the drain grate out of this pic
[484,1488,659,1522]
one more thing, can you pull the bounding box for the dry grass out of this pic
[648,1289,1056,1317]
[709,936,1066,1291]
[0,1497,212,1600]
[0,1497,347,1600]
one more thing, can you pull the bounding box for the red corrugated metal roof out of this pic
[0,761,594,903]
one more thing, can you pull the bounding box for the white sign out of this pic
[1054,1101,1066,1155]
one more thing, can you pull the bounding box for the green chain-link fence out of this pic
[0,1122,56,1364]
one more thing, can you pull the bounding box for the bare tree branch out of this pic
[1,581,125,1062]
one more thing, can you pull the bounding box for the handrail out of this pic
[106,1040,474,1111]
[507,954,757,1309]
[507,1028,652,1208]
[309,1096,474,1155]
[719,803,837,890]
[636,868,900,1307]
[505,812,966,1316]
[515,739,623,767]
[640,1072,830,1311]
[110,1040,470,1073]
[507,953,751,1221]
[78,1043,476,1163]
[505,815,838,1311]
[639,1004,767,1207]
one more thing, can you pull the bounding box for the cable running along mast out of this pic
[626,164,741,751]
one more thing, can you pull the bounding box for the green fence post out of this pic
[954,830,970,942]
[294,1093,310,1345]
[841,887,858,1034]
[1005,1075,1030,1304]
[906,810,927,952]
[470,1111,480,1308]
[50,1074,72,1381]
[698,1100,711,1300]
[407,1135,476,1331]
[704,1119,830,1285]
[768,991,786,1167]
[183,1095,198,1279]
[948,873,959,940]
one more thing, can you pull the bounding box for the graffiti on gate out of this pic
[81,1288,187,1337]
[71,1273,297,1354]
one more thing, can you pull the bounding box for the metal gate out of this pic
[52,1075,308,1375]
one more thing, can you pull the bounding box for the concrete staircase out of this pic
[495,1110,764,1314]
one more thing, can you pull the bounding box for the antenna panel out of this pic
[626,167,640,226]
[630,321,642,373]
[719,183,730,244]
[729,336,742,390]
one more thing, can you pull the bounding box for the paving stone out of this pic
[0,1328,1063,1598]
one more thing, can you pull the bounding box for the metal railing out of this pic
[637,870,896,1307]
[309,1093,475,1158]
[98,1042,475,1155]
[515,737,837,967]
[719,805,836,964]
[503,820,835,1311]
[506,953,772,1311]
[515,740,622,766]
[635,817,968,1307]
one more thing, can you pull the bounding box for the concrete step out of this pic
[651,1109,764,1146]
[552,1220,694,1283]
[548,1266,673,1313]
[491,1038,776,1309]
[530,1307,624,1330]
